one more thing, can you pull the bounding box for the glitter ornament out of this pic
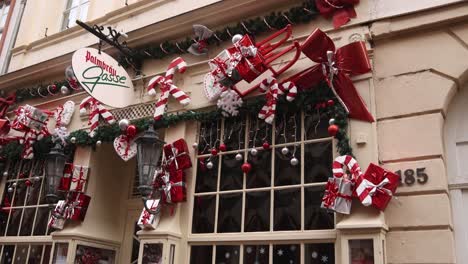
[250,148,258,156]
[211,148,218,156]
[219,144,227,152]
[206,161,214,169]
[118,119,130,131]
[241,162,252,173]
[281,147,289,155]
[262,141,270,150]
[235,153,243,161]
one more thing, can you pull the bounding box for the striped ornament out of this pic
[258,76,297,124]
[332,155,362,181]
[147,57,191,121]
[20,129,49,159]
[79,96,115,137]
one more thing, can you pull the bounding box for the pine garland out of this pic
[0,82,353,161]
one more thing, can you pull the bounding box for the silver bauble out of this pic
[232,34,243,44]
[290,157,299,166]
[192,142,199,149]
[70,137,76,144]
[235,153,243,161]
[281,147,289,155]
[206,161,214,169]
[60,86,70,95]
[3,171,7,177]
[7,187,13,193]
[118,119,130,131]
[250,148,258,156]
[12,182,17,188]
[96,140,102,147]
[329,118,335,125]
[33,176,41,182]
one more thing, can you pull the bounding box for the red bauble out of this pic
[327,99,335,107]
[241,162,252,173]
[321,102,327,108]
[262,141,270,150]
[211,148,218,156]
[219,144,227,152]
[25,180,32,187]
[126,125,137,138]
[328,124,339,137]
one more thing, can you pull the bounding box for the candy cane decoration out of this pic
[332,155,363,181]
[80,96,115,137]
[258,77,297,124]
[147,57,191,121]
[20,129,49,159]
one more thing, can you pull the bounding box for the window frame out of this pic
[61,0,90,30]
[188,111,339,263]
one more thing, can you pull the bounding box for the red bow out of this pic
[322,181,339,207]
[288,28,374,122]
[316,0,359,28]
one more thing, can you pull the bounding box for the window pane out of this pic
[220,154,243,191]
[79,2,89,21]
[304,110,329,140]
[12,181,27,207]
[26,178,42,205]
[198,121,221,155]
[224,118,245,150]
[190,245,212,264]
[192,195,216,233]
[305,186,334,230]
[244,245,269,264]
[275,147,301,186]
[142,243,163,264]
[248,115,272,148]
[6,208,21,235]
[216,245,240,264]
[1,245,14,264]
[52,243,68,264]
[0,210,7,235]
[305,243,334,264]
[19,208,35,236]
[349,239,374,264]
[33,207,49,235]
[29,245,44,264]
[273,244,300,264]
[275,113,301,144]
[247,149,271,189]
[274,188,300,231]
[69,0,81,8]
[195,157,218,193]
[217,193,242,233]
[43,245,52,264]
[304,142,333,183]
[14,244,28,264]
[245,191,270,232]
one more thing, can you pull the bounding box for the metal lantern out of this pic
[135,123,165,198]
[45,142,67,204]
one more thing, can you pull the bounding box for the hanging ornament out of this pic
[262,141,270,150]
[290,157,299,166]
[96,140,102,147]
[211,148,218,156]
[47,84,59,95]
[250,148,258,156]
[126,125,137,138]
[327,99,335,107]
[219,143,227,152]
[113,135,137,161]
[232,34,243,44]
[217,89,243,117]
[12,182,17,188]
[328,124,339,137]
[70,137,77,144]
[7,187,13,193]
[33,176,41,182]
[187,24,214,56]
[241,162,252,173]
[235,153,243,161]
[80,96,116,137]
[60,86,70,95]
[3,171,7,177]
[258,77,297,124]
[119,119,130,131]
[25,180,32,187]
[329,118,335,125]
[281,147,289,155]
[206,161,214,169]
[192,142,199,149]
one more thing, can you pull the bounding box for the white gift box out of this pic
[137,199,161,230]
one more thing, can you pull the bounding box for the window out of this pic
[0,1,10,41]
[0,159,55,263]
[61,0,89,30]
[190,108,336,263]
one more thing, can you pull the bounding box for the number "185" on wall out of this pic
[395,168,428,186]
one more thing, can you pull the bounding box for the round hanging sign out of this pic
[72,48,134,108]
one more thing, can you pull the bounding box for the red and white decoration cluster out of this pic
[137,138,192,230]
[321,155,399,214]
[48,164,91,230]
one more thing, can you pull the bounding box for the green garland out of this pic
[0,82,353,161]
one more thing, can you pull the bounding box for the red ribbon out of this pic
[322,180,352,208]
[287,28,374,122]
[315,0,359,28]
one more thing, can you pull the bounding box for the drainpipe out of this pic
[1,0,27,74]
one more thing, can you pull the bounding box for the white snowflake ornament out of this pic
[246,247,253,254]
[225,252,230,259]
[311,251,318,259]
[277,249,284,256]
[260,248,265,254]
[217,89,243,117]
[321,255,329,263]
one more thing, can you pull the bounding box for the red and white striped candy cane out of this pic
[332,155,362,181]
[80,96,115,137]
[147,57,191,121]
[20,129,49,159]
[258,77,297,124]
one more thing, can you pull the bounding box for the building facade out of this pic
[0,0,467,263]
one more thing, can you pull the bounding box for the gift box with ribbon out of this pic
[163,139,192,173]
[355,163,399,211]
[48,200,67,230]
[59,163,73,191]
[208,49,243,88]
[161,170,186,204]
[70,165,89,193]
[137,199,161,230]
[12,104,49,132]
[321,155,362,214]
[227,35,266,83]
[64,191,91,221]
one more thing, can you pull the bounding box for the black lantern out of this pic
[44,142,67,204]
[135,122,165,198]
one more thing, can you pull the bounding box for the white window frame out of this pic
[0,1,11,41]
[61,0,89,30]
[188,111,338,264]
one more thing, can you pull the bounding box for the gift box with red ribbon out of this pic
[161,170,186,204]
[137,199,161,230]
[59,163,73,191]
[163,139,192,173]
[355,163,399,211]
[227,35,267,83]
[48,200,67,230]
[64,191,91,221]
[70,165,89,193]
[12,104,49,132]
[321,177,354,214]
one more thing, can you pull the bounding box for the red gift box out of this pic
[64,191,91,221]
[161,170,186,203]
[355,163,399,211]
[227,35,267,83]
[163,139,192,173]
[59,163,73,191]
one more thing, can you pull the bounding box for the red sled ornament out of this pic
[163,138,192,173]
[64,191,91,221]
[355,163,399,211]
[204,24,301,99]
[288,28,374,122]
[321,155,362,214]
[316,0,359,28]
